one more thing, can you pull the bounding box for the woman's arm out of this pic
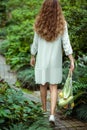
[30,32,38,67]
[62,22,74,72]
[30,32,38,56]
[68,54,75,72]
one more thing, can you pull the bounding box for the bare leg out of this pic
[40,83,48,111]
[49,84,58,115]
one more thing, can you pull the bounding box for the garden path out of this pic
[0,53,87,130]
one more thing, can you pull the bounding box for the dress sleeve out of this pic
[30,31,38,55]
[61,22,73,56]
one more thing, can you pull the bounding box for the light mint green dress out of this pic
[30,22,73,85]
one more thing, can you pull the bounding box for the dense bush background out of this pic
[0,0,87,89]
[61,0,87,56]
[0,0,7,39]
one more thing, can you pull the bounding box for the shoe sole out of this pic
[49,120,55,126]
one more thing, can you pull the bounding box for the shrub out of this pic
[0,78,52,130]
[0,0,7,28]
[61,0,87,55]
[72,104,87,122]
[16,67,39,90]
[0,0,43,71]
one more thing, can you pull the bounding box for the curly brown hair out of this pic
[34,0,66,42]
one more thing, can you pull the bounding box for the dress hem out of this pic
[35,80,62,85]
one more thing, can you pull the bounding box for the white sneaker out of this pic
[49,115,55,126]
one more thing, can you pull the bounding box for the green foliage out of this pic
[0,40,10,55]
[61,0,87,55]
[0,0,7,27]
[4,119,52,130]
[0,78,52,130]
[73,81,87,94]
[0,28,6,39]
[72,55,87,97]
[4,123,29,130]
[29,117,52,130]
[0,0,43,71]
[0,77,52,129]
[0,0,7,39]
[73,104,87,122]
[17,67,36,89]
[0,78,9,94]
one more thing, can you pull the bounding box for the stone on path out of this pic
[0,55,17,86]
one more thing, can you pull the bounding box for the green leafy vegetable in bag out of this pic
[63,71,73,99]
[58,96,73,107]
[58,70,74,107]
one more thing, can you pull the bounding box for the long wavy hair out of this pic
[34,0,65,42]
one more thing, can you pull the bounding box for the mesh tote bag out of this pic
[58,70,74,108]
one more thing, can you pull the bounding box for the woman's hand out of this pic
[68,54,75,72]
[70,60,74,72]
[30,55,35,67]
